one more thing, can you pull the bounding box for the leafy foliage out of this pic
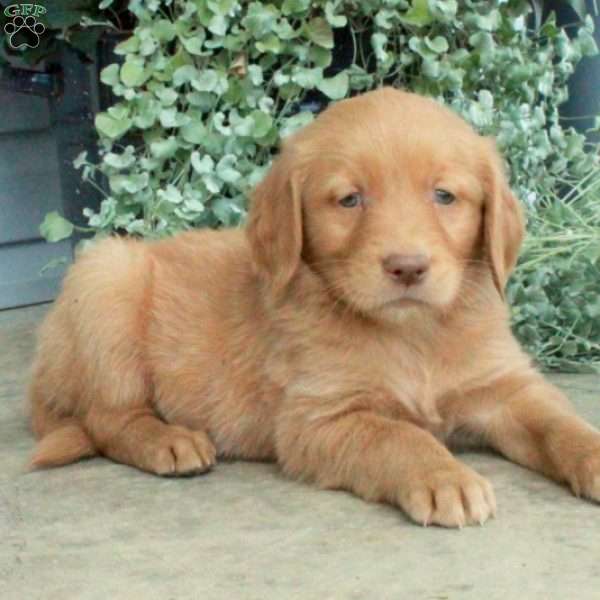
[44,0,600,370]
[510,171,600,372]
[73,0,599,236]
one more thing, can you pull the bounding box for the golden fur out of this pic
[28,88,600,527]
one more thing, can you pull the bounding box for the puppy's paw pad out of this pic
[152,428,216,477]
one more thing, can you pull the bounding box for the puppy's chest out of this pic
[282,325,472,436]
[363,339,460,432]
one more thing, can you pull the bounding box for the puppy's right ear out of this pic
[246,148,303,295]
[482,139,525,299]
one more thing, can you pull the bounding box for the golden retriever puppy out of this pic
[28,88,600,527]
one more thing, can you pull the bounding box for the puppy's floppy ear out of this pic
[482,139,525,299]
[246,147,303,295]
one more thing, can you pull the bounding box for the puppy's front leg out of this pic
[445,374,600,501]
[275,400,496,527]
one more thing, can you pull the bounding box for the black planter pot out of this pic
[49,33,131,243]
[542,0,600,143]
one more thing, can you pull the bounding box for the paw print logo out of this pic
[4,15,46,49]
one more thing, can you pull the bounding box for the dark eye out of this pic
[434,189,455,205]
[338,192,363,208]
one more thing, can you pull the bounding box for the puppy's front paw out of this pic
[568,445,600,502]
[151,427,217,477]
[398,463,496,528]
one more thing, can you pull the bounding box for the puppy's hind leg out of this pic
[77,298,216,476]
[29,327,216,477]
[80,245,217,477]
[85,404,217,477]
[30,237,216,477]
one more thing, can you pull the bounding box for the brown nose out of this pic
[382,253,430,286]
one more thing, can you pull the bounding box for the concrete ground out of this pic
[1,304,600,600]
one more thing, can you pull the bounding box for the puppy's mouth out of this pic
[379,291,430,311]
[382,295,428,308]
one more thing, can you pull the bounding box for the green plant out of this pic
[40,0,600,371]
[60,0,599,238]
[509,170,600,372]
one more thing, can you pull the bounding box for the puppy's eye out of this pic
[338,193,363,208]
[434,189,455,205]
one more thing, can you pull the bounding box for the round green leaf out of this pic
[152,19,177,42]
[173,65,199,87]
[425,36,449,54]
[181,121,207,144]
[399,0,433,27]
[325,2,347,27]
[250,110,273,137]
[114,35,140,55]
[306,17,333,49]
[100,64,120,87]
[120,61,146,87]
[317,72,349,100]
[282,0,310,15]
[292,67,323,88]
[216,155,241,183]
[150,137,179,159]
[191,152,215,175]
[181,36,206,55]
[371,33,388,62]
[256,34,282,54]
[95,113,132,139]
[191,69,219,92]
[40,212,74,243]
[158,184,183,204]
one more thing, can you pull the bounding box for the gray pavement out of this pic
[1,304,600,600]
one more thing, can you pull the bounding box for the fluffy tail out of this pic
[29,402,96,470]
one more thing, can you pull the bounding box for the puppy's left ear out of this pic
[482,139,525,299]
[246,147,304,295]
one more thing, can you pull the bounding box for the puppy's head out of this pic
[247,88,524,319]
